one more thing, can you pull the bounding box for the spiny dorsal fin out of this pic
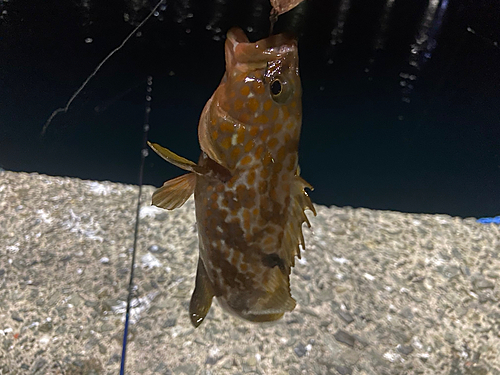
[282,172,316,266]
[152,173,196,210]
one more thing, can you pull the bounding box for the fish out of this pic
[148,27,315,328]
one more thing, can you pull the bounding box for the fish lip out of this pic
[226,27,297,66]
[226,27,250,45]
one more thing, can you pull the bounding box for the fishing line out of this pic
[119,75,153,375]
[41,0,166,136]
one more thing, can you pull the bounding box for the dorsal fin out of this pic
[282,171,316,267]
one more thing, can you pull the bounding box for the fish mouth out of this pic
[225,27,297,67]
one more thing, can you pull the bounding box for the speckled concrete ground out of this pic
[1,170,499,375]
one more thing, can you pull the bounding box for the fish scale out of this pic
[148,27,315,327]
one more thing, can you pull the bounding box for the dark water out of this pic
[0,0,498,217]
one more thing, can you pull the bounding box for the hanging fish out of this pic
[148,27,315,328]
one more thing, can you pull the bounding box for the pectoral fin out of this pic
[152,173,196,210]
[189,258,215,328]
[148,141,208,175]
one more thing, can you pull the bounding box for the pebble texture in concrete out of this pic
[1,171,499,375]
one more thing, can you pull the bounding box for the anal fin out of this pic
[152,173,196,210]
[189,258,215,328]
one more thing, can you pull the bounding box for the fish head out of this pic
[199,27,302,169]
[219,27,301,124]
[222,28,301,125]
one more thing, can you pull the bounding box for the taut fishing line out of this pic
[41,0,166,136]
[120,75,153,374]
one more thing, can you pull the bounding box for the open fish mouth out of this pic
[225,27,298,67]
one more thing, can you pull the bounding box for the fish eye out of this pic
[270,76,292,104]
[271,79,282,96]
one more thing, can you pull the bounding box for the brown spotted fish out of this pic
[148,27,315,328]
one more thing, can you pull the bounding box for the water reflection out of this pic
[400,0,449,103]
[329,0,352,47]
[365,0,396,77]
[373,0,396,51]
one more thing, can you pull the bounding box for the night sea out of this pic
[0,0,499,217]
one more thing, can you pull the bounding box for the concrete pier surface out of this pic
[1,170,499,375]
